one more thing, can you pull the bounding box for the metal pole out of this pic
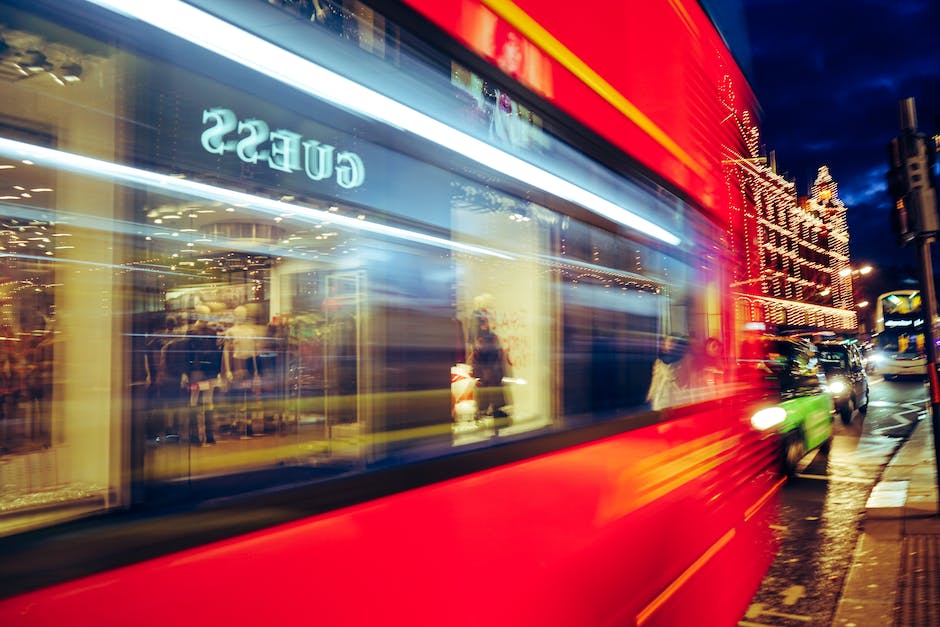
[914,235,940,512]
[892,97,940,512]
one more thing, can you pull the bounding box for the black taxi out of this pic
[815,340,870,424]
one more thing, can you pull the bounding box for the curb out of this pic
[833,412,940,626]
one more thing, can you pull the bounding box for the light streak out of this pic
[83,0,680,246]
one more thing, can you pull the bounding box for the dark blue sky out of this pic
[743,0,940,279]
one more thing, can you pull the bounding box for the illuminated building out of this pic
[726,137,857,333]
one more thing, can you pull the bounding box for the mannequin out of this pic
[468,293,511,428]
[185,305,222,445]
[25,320,55,444]
[466,292,494,358]
[222,305,269,436]
[144,315,188,440]
[0,325,23,452]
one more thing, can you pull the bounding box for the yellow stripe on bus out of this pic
[480,0,705,178]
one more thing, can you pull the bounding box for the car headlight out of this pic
[871,354,885,364]
[828,378,848,395]
[751,406,787,431]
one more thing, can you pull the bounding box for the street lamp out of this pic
[839,264,873,278]
[844,264,876,336]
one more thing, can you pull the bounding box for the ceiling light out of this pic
[60,63,82,82]
[19,50,50,73]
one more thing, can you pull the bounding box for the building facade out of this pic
[726,143,857,333]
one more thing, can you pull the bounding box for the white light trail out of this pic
[84,0,680,246]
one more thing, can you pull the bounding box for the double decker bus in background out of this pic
[0,1,782,625]
[872,290,928,378]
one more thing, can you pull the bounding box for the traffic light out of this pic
[886,99,939,244]
[887,137,915,245]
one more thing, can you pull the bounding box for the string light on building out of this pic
[723,90,859,333]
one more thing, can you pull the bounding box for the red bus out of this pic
[0,1,781,625]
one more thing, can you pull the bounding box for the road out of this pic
[739,375,927,626]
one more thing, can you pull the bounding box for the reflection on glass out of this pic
[0,0,726,538]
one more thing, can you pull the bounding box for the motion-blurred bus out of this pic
[0,2,782,625]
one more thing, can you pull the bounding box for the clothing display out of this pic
[467,303,511,424]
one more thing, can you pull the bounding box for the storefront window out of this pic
[1,10,123,526]
[451,181,553,444]
[0,125,57,460]
[0,0,726,536]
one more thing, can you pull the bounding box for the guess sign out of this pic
[200,107,365,189]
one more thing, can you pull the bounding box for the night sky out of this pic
[743,0,940,288]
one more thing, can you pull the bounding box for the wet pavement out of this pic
[895,533,940,624]
[741,376,930,626]
[833,386,940,627]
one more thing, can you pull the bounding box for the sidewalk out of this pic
[833,409,940,626]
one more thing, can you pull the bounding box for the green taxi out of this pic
[743,336,834,476]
